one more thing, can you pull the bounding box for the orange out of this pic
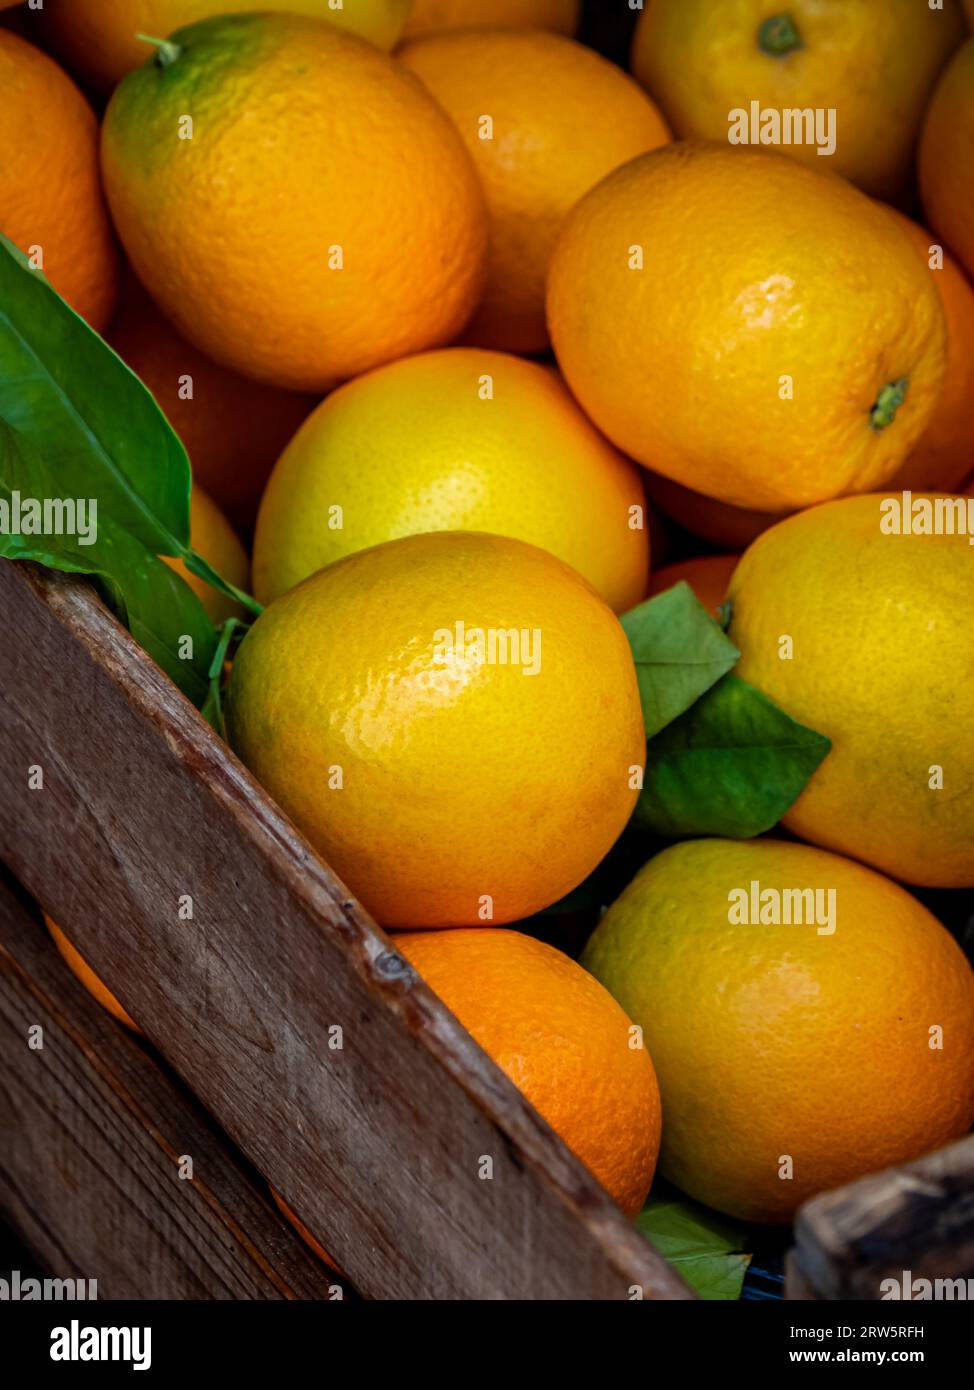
[648,554,739,618]
[43,0,413,90]
[631,0,965,201]
[548,143,947,512]
[885,209,974,492]
[101,13,487,392]
[728,495,974,888]
[644,472,781,551]
[0,30,119,331]
[109,275,315,532]
[252,348,650,612]
[44,916,140,1033]
[920,38,974,282]
[270,1189,344,1277]
[583,838,974,1223]
[226,532,644,929]
[400,31,669,353]
[398,929,660,1216]
[163,485,249,626]
[403,0,580,40]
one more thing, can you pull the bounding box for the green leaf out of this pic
[621,583,739,738]
[0,236,259,701]
[637,1188,752,1301]
[635,675,831,839]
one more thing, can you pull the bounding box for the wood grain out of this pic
[0,870,343,1299]
[787,1134,974,1300]
[0,560,690,1301]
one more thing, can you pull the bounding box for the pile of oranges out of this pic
[4,0,974,1288]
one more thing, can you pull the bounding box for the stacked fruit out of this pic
[2,0,973,1292]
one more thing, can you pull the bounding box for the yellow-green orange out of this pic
[631,0,965,200]
[44,0,412,90]
[399,929,660,1216]
[728,495,974,887]
[226,532,643,929]
[101,13,487,392]
[253,349,649,612]
[400,30,669,353]
[583,838,974,1223]
[548,143,947,511]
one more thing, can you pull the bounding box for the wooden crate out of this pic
[2,558,971,1301]
[0,560,689,1301]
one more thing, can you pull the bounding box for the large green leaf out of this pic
[635,675,831,838]
[622,583,739,738]
[637,1188,752,1300]
[0,236,257,707]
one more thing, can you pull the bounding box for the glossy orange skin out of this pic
[227,532,644,929]
[109,277,316,533]
[101,13,488,392]
[0,30,119,330]
[548,143,947,512]
[398,928,661,1216]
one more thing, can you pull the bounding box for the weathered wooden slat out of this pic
[0,870,342,1299]
[0,560,689,1301]
[787,1133,974,1301]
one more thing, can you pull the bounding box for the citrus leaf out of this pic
[621,583,739,737]
[635,675,831,838]
[637,1188,752,1301]
[0,234,190,553]
[0,237,259,702]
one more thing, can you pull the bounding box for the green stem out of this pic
[758,14,803,55]
[136,33,182,68]
[869,378,909,432]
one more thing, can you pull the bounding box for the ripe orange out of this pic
[631,0,965,201]
[728,495,974,888]
[920,37,974,281]
[44,916,140,1033]
[400,30,669,353]
[648,554,739,618]
[43,0,413,90]
[109,276,315,532]
[0,30,119,331]
[644,472,781,551]
[252,348,650,612]
[226,532,644,929]
[583,838,974,1223]
[397,929,660,1216]
[101,13,487,392]
[884,209,974,492]
[548,143,947,512]
[403,0,580,40]
[163,485,249,626]
[270,1189,343,1276]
